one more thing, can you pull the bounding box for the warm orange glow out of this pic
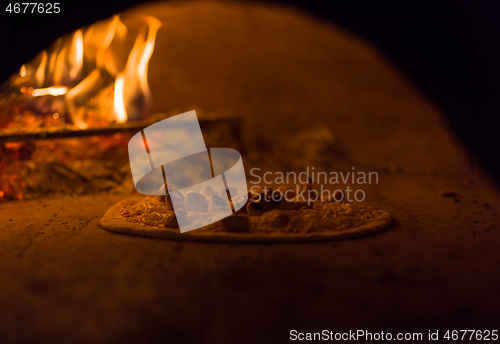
[35,51,47,87]
[82,15,127,77]
[66,16,129,127]
[52,46,67,85]
[52,30,84,85]
[66,69,103,129]
[16,14,162,127]
[46,39,61,84]
[69,30,84,81]
[113,75,127,123]
[94,16,118,68]
[138,17,162,83]
[110,17,128,75]
[113,16,162,122]
[96,15,124,75]
[20,65,26,77]
[32,86,68,97]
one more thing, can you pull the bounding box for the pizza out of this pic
[100,187,392,242]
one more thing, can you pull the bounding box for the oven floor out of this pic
[0,171,499,343]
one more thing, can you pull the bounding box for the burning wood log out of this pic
[0,117,242,144]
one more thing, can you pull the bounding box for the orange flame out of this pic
[35,51,47,87]
[83,14,126,76]
[113,75,127,123]
[96,15,127,76]
[113,16,161,122]
[52,30,84,85]
[15,14,161,128]
[65,69,102,129]
[46,39,62,85]
[66,16,126,128]
[69,30,84,81]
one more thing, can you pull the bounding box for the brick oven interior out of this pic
[0,1,499,343]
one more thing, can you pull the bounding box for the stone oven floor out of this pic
[0,171,499,343]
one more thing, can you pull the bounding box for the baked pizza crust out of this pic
[100,197,392,242]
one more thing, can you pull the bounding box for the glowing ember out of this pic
[32,87,68,97]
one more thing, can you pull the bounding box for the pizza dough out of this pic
[100,197,392,243]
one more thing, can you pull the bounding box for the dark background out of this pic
[1,0,499,182]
